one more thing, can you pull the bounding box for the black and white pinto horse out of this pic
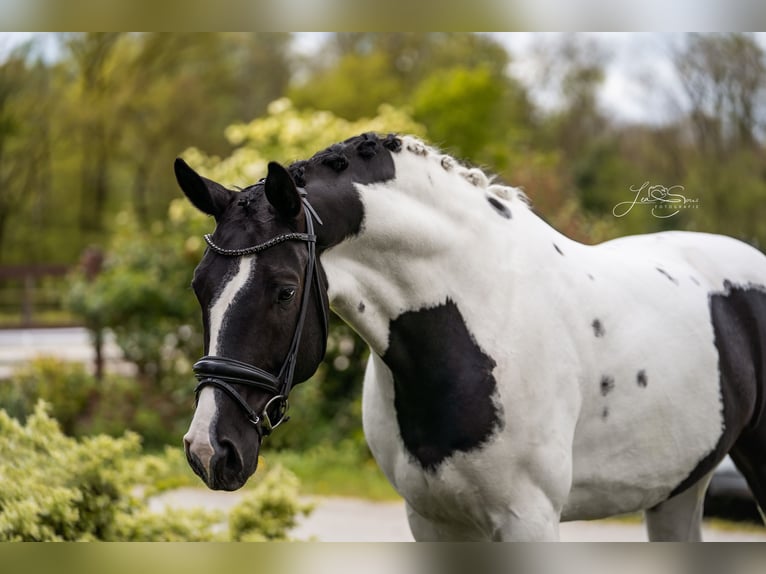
[176,133,766,541]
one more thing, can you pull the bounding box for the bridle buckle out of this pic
[259,394,290,437]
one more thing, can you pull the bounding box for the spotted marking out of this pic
[487,196,512,220]
[656,267,679,285]
[600,375,615,396]
[592,319,605,337]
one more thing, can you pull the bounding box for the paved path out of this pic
[151,488,766,542]
[0,327,125,377]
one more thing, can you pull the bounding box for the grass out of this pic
[264,446,400,501]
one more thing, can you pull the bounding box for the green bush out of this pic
[0,357,96,435]
[0,402,309,541]
[229,465,312,541]
[0,357,186,448]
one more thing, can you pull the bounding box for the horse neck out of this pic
[317,159,554,355]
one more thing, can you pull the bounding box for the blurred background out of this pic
[0,32,764,540]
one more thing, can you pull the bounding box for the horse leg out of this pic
[644,472,713,541]
[730,426,766,523]
[492,484,562,541]
[405,502,489,541]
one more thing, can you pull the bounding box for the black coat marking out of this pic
[358,301,366,313]
[669,282,766,497]
[600,375,615,396]
[554,243,564,256]
[382,299,503,471]
[637,369,648,388]
[592,319,605,337]
[487,196,512,219]
[602,407,609,420]
[656,267,679,285]
[289,133,399,251]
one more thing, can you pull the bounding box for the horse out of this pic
[176,133,766,541]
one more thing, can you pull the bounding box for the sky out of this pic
[495,32,688,125]
[4,32,766,126]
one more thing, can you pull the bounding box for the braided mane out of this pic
[288,133,530,207]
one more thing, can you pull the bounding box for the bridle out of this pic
[191,189,328,438]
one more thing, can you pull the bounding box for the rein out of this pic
[192,190,328,437]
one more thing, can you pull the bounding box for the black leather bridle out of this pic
[192,190,328,438]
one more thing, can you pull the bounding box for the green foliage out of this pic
[187,97,425,185]
[67,208,204,383]
[0,355,186,449]
[289,51,405,120]
[1,33,295,266]
[228,465,312,541]
[0,357,96,435]
[0,402,309,541]
[65,200,209,445]
[412,65,505,161]
[268,441,400,501]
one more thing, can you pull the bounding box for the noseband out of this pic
[192,190,328,438]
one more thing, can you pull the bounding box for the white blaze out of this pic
[183,256,255,478]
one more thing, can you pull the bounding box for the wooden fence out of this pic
[0,265,73,328]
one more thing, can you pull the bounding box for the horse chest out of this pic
[378,298,503,471]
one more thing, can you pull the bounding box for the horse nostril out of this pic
[219,438,243,472]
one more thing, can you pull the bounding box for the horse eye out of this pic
[278,287,297,302]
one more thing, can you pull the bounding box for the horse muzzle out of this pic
[183,425,259,491]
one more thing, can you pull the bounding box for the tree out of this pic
[675,33,766,156]
[63,33,123,232]
[289,33,515,121]
[672,34,766,244]
[0,46,51,261]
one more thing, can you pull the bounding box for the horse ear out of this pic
[265,161,302,219]
[174,158,233,219]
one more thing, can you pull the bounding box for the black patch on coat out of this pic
[358,301,366,313]
[600,375,615,396]
[487,196,512,219]
[554,243,564,256]
[592,319,605,337]
[288,133,400,250]
[656,267,679,285]
[637,369,648,388]
[669,282,766,498]
[382,299,502,471]
[602,407,609,420]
